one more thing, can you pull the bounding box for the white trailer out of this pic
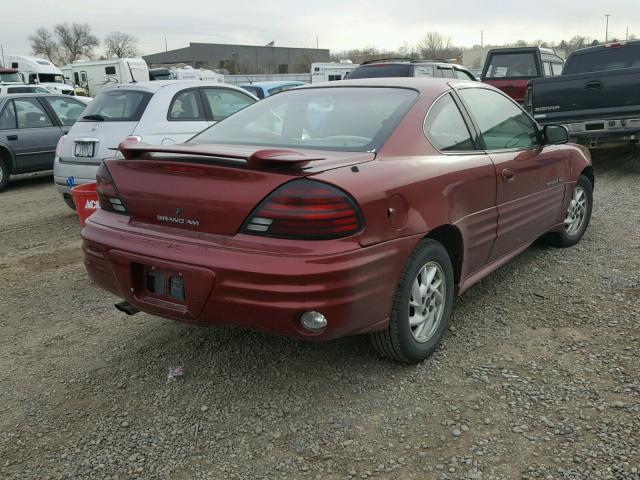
[311,62,359,83]
[61,58,150,97]
[170,66,224,83]
[8,55,75,95]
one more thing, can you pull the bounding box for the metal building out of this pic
[143,42,330,74]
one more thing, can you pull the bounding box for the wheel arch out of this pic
[580,165,594,190]
[424,224,464,287]
[0,143,15,173]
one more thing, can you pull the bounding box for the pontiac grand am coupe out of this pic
[81,78,593,363]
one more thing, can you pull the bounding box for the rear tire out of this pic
[63,194,76,211]
[0,157,10,192]
[545,174,593,247]
[370,239,454,364]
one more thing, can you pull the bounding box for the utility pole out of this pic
[164,38,168,52]
[605,14,610,42]
[0,45,4,68]
[481,30,484,48]
[316,36,319,49]
[626,26,629,40]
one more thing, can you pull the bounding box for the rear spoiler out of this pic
[117,141,326,169]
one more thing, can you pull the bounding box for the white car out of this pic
[54,81,256,208]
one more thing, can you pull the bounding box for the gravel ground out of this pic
[0,149,638,480]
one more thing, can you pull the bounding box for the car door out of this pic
[9,97,63,172]
[456,86,566,260]
[422,92,498,279]
[200,87,255,126]
[159,87,208,144]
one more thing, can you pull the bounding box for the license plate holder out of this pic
[74,141,95,157]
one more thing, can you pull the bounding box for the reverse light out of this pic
[241,179,363,240]
[300,311,328,331]
[96,162,128,214]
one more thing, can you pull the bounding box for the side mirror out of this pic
[543,124,569,145]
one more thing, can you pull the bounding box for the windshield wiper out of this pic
[82,114,105,121]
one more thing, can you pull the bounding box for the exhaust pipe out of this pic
[115,301,140,316]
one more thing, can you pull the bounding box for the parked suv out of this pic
[481,47,564,104]
[54,81,257,209]
[348,58,477,81]
[0,93,87,191]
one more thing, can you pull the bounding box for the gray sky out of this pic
[2,0,638,59]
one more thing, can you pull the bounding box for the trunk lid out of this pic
[62,120,138,165]
[104,143,374,236]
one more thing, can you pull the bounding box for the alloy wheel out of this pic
[408,261,446,343]
[564,186,587,236]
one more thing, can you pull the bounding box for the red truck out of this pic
[481,47,564,104]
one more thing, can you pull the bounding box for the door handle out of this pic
[7,135,17,141]
[585,80,603,89]
[502,168,515,181]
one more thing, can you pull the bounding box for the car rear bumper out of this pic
[81,211,420,340]
[53,156,102,194]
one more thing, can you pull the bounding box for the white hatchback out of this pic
[54,80,256,208]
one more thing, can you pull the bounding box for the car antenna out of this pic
[127,61,137,83]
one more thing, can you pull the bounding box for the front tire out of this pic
[545,174,593,247]
[370,239,454,363]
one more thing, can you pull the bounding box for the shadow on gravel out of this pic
[2,171,54,192]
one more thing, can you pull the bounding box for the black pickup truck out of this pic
[526,41,640,148]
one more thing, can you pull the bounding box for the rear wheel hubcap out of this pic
[408,261,446,343]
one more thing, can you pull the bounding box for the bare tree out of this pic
[417,32,452,59]
[54,23,99,63]
[104,32,139,58]
[29,27,62,64]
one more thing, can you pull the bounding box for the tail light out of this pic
[96,162,128,214]
[524,85,533,114]
[55,135,66,158]
[241,179,363,240]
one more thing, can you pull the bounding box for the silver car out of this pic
[53,81,256,209]
[0,93,87,191]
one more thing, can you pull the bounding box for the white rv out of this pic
[170,66,224,83]
[311,61,359,83]
[61,58,150,97]
[8,55,75,95]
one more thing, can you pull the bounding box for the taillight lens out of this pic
[96,162,128,214]
[55,135,66,158]
[241,179,363,240]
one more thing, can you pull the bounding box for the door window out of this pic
[44,97,87,126]
[424,94,475,151]
[454,69,476,80]
[13,98,54,129]
[459,88,540,150]
[414,65,435,77]
[0,101,17,130]
[168,89,205,121]
[438,67,455,78]
[202,88,254,121]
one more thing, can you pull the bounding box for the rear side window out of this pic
[414,65,434,77]
[484,52,538,78]
[424,94,475,151]
[80,90,152,122]
[44,97,87,126]
[438,67,455,78]
[202,88,254,121]
[348,64,412,79]
[551,63,563,75]
[454,69,476,80]
[105,66,116,75]
[563,45,640,74]
[14,98,54,128]
[0,101,17,129]
[168,89,205,121]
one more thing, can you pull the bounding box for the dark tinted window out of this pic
[168,89,205,121]
[191,87,418,152]
[424,94,474,151]
[563,44,640,74]
[459,88,540,150]
[80,90,152,122]
[0,101,17,129]
[105,66,116,75]
[484,52,538,78]
[348,64,412,78]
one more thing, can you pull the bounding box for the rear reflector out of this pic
[241,179,363,240]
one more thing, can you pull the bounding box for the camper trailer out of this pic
[8,55,75,95]
[61,58,150,97]
[171,66,224,83]
[311,61,359,83]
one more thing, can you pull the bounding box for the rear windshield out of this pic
[79,90,152,122]
[240,85,263,99]
[563,45,640,74]
[484,52,538,78]
[348,64,412,79]
[189,87,419,152]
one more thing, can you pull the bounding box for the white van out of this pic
[311,62,359,83]
[8,55,75,95]
[61,58,150,97]
[170,66,224,83]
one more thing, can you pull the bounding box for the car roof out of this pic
[355,61,470,70]
[97,81,256,97]
[297,77,476,95]
[569,39,640,56]
[239,81,305,88]
[0,92,70,100]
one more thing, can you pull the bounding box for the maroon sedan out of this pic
[82,78,593,363]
